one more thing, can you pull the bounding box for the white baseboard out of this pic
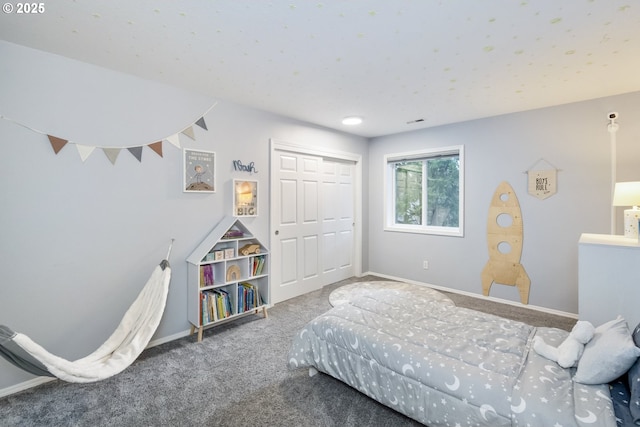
[0,327,194,399]
[147,329,192,348]
[362,271,578,320]
[0,376,57,399]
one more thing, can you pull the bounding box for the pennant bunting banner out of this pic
[127,146,143,162]
[103,148,121,165]
[195,117,208,131]
[76,145,96,162]
[165,134,181,148]
[1,101,216,165]
[181,126,196,141]
[47,135,68,154]
[148,141,163,157]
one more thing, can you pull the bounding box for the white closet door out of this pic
[321,159,355,285]
[271,151,324,303]
[271,144,358,304]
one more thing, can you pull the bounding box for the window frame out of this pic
[384,145,464,237]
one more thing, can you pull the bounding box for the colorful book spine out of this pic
[200,264,214,287]
[257,256,265,275]
[200,293,205,324]
[201,290,221,324]
[250,256,266,276]
[238,282,259,312]
[237,286,244,313]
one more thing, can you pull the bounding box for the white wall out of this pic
[0,41,368,391]
[368,91,640,314]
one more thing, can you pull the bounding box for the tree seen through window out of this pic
[393,155,459,228]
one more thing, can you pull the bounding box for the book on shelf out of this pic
[201,292,209,324]
[201,290,220,324]
[257,256,265,275]
[213,288,233,318]
[201,288,238,324]
[238,282,259,312]
[200,264,214,287]
[226,290,233,316]
[216,291,225,319]
[238,283,249,312]
[222,229,244,239]
[200,293,203,324]
[237,286,243,313]
[251,255,266,276]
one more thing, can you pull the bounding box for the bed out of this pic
[288,282,639,426]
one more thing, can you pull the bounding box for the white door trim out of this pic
[270,138,363,285]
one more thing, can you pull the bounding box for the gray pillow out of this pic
[574,316,640,385]
[628,359,640,424]
[629,322,640,424]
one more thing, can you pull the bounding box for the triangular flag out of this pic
[47,135,68,154]
[103,148,121,165]
[195,117,208,131]
[148,141,163,157]
[127,146,143,162]
[165,134,181,148]
[181,126,196,141]
[76,145,96,162]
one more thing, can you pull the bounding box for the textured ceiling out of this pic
[1,1,639,137]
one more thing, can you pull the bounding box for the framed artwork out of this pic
[233,179,258,217]
[184,149,215,193]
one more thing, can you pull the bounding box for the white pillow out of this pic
[574,316,640,385]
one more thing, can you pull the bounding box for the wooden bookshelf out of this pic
[187,216,269,342]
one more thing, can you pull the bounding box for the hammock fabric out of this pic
[0,259,171,383]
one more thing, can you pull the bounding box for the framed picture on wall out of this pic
[233,179,258,217]
[184,149,215,193]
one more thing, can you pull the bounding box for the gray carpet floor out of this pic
[0,276,576,426]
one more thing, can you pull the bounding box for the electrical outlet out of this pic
[423,260,429,270]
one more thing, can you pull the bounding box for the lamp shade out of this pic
[612,181,640,207]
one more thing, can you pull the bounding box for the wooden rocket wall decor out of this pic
[481,181,531,304]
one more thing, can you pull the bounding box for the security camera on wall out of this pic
[608,112,619,120]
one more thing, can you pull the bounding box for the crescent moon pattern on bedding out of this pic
[287,282,616,426]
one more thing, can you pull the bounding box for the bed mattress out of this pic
[288,284,616,426]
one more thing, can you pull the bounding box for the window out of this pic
[384,145,464,237]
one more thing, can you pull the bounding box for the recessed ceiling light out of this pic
[342,116,363,125]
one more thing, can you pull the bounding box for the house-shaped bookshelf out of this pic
[187,216,269,342]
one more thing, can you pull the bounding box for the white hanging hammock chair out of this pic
[0,241,173,383]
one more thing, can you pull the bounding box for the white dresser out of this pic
[578,233,640,329]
